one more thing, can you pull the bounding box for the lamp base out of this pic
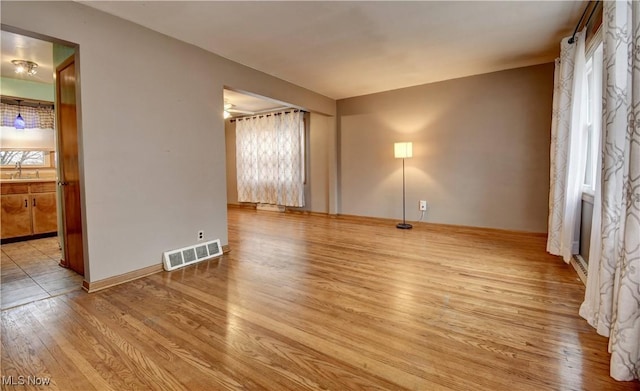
[396,223,413,229]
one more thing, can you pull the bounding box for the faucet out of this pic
[15,161,22,179]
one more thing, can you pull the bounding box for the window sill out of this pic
[582,191,595,204]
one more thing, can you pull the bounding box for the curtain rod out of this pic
[569,1,600,44]
[230,109,306,122]
[0,95,54,108]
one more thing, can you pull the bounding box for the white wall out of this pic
[1,1,335,282]
[0,127,55,150]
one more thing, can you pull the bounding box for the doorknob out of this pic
[58,181,69,186]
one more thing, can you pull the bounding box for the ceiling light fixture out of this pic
[11,59,38,76]
[14,100,25,130]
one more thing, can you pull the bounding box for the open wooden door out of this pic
[56,56,84,276]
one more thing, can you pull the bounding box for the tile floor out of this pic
[1,237,83,310]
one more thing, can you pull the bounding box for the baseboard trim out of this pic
[83,245,231,293]
[1,232,57,245]
[334,213,548,236]
[82,263,163,293]
[228,203,330,218]
[228,203,256,210]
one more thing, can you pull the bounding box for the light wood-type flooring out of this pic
[1,208,638,390]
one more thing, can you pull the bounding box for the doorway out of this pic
[0,29,85,308]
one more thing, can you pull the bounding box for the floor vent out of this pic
[572,255,588,285]
[163,239,223,271]
[256,203,285,212]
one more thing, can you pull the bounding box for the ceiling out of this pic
[0,31,54,85]
[224,89,289,116]
[83,1,585,100]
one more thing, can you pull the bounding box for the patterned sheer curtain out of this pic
[579,0,639,382]
[0,102,54,129]
[547,32,588,263]
[236,110,305,207]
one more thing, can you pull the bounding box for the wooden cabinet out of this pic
[1,181,58,240]
[32,192,57,234]
[1,194,32,238]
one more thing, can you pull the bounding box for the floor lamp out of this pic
[394,142,413,229]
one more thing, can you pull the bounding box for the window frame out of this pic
[0,149,55,168]
[581,35,603,197]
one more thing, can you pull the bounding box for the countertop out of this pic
[0,178,57,184]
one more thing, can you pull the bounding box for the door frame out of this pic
[1,24,89,283]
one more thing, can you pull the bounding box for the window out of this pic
[235,110,306,207]
[0,150,51,167]
[582,41,603,195]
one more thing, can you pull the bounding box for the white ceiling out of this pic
[83,1,584,100]
[0,31,54,85]
[224,89,289,116]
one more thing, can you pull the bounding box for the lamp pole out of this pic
[397,156,412,229]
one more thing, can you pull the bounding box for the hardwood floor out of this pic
[1,208,637,390]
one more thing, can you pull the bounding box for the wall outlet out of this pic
[419,200,427,211]
[197,230,204,241]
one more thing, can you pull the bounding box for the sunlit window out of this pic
[582,42,603,194]
[0,150,47,166]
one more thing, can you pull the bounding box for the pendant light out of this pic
[14,100,25,130]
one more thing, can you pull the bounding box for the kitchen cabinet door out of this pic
[31,193,58,234]
[1,194,31,238]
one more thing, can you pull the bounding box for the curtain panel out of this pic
[547,32,588,263]
[0,103,54,129]
[580,0,640,382]
[236,111,305,207]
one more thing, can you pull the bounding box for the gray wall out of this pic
[337,63,554,232]
[1,1,335,282]
[3,1,557,284]
[225,119,238,206]
[308,113,333,213]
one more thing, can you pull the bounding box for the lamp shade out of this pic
[14,114,25,130]
[394,142,413,159]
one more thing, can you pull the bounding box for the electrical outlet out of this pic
[197,231,204,241]
[419,200,427,211]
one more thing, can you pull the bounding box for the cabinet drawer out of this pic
[1,183,29,195]
[30,182,57,193]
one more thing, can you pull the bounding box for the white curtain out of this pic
[579,0,639,382]
[547,32,588,263]
[236,111,305,207]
